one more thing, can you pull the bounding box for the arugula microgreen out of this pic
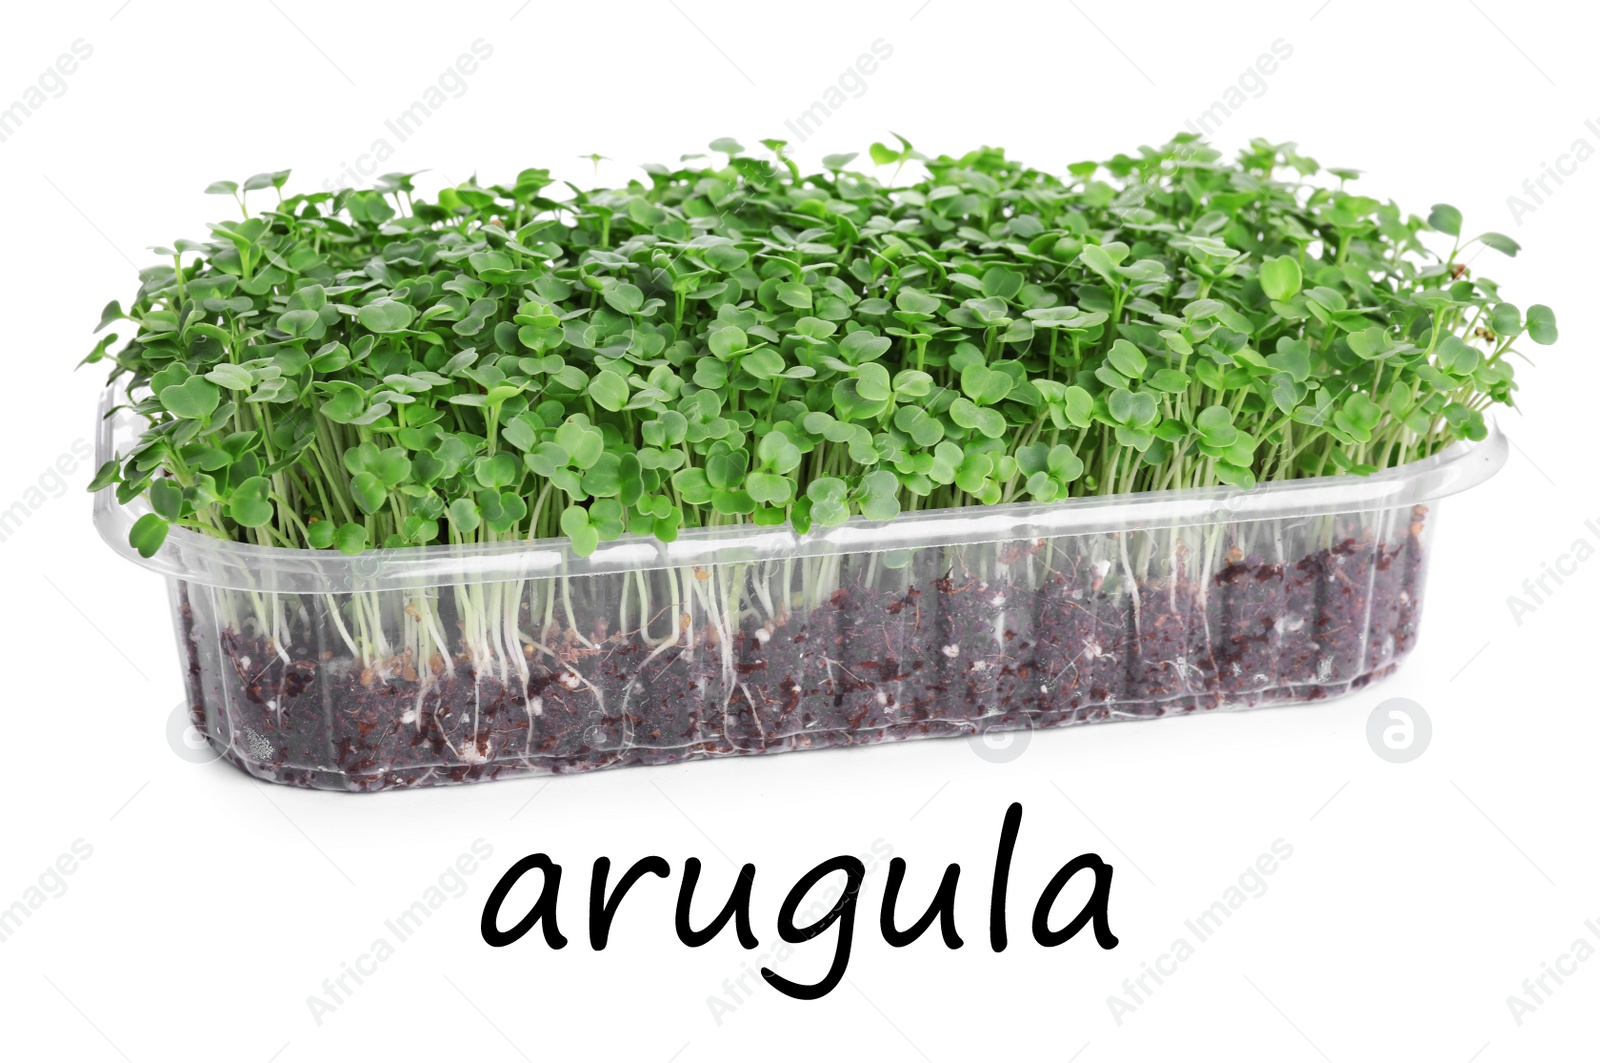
[87,135,1553,562]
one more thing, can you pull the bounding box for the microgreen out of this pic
[86,136,1553,560]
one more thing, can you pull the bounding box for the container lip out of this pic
[94,383,1508,591]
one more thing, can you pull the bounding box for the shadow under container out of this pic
[96,392,1507,791]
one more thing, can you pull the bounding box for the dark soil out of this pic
[178,511,1428,791]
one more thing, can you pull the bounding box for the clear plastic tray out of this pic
[95,387,1507,790]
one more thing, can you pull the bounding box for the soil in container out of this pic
[190,512,1433,790]
[1215,549,1286,701]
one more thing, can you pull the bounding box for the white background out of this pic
[1,1,1596,1059]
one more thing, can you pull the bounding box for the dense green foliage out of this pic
[88,134,1555,559]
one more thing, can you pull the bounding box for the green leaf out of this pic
[1525,304,1558,345]
[603,282,644,315]
[556,419,605,467]
[349,472,387,515]
[560,504,599,555]
[205,363,254,391]
[1106,339,1147,380]
[980,266,1023,301]
[333,522,367,554]
[1346,326,1392,360]
[894,405,944,446]
[148,478,183,520]
[228,476,275,526]
[129,513,169,558]
[741,346,785,379]
[319,383,366,424]
[1336,393,1382,440]
[370,448,411,487]
[81,332,119,367]
[1476,231,1520,257]
[703,243,749,271]
[1489,303,1521,338]
[1195,405,1237,447]
[1258,255,1302,302]
[306,519,336,549]
[672,467,714,506]
[87,460,122,492]
[1427,203,1462,237]
[775,282,812,309]
[1215,462,1256,490]
[1267,337,1312,382]
[158,377,221,420]
[708,326,746,359]
[358,297,416,334]
[746,471,793,506]
[856,470,901,521]
[1437,336,1480,376]
[473,452,518,489]
[895,288,941,315]
[853,362,893,402]
[588,369,630,412]
[1048,444,1084,483]
[705,449,747,490]
[960,363,1013,405]
[1078,242,1128,285]
[448,497,481,532]
[839,330,891,362]
[242,170,288,192]
[1148,368,1189,393]
[868,141,900,166]
[1108,389,1158,428]
[96,300,126,333]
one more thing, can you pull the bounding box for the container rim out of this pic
[94,383,1508,592]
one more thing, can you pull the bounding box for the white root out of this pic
[1118,531,1142,638]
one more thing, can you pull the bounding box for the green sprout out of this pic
[87,138,1553,570]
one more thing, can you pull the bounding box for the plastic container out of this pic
[95,387,1507,791]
